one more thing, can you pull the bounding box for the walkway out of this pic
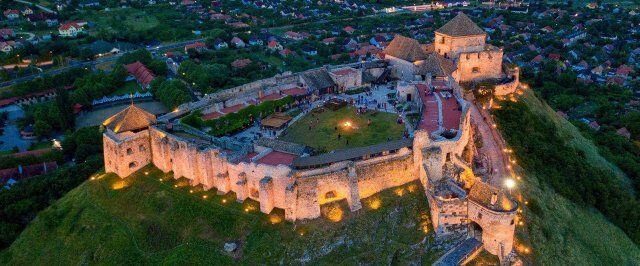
[434,238,483,266]
[416,84,439,134]
[467,96,508,186]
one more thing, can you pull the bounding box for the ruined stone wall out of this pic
[103,129,151,178]
[467,200,517,259]
[455,50,503,82]
[434,33,486,59]
[427,193,468,236]
[494,68,520,96]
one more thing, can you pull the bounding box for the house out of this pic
[125,61,156,89]
[230,37,246,48]
[21,7,34,15]
[268,40,283,51]
[214,38,228,49]
[302,45,317,56]
[0,28,15,39]
[0,41,16,53]
[248,35,263,46]
[80,40,139,57]
[548,53,561,61]
[231,58,252,69]
[343,26,355,34]
[58,22,83,38]
[541,26,554,33]
[586,2,598,9]
[616,65,634,79]
[616,127,631,139]
[322,37,336,45]
[589,121,600,130]
[4,9,19,20]
[279,48,292,57]
[284,31,306,41]
[185,41,207,52]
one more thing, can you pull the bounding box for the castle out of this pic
[102,13,520,264]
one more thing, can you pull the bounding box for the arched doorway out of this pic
[469,221,483,241]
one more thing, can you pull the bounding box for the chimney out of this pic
[491,192,498,205]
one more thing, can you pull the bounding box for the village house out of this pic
[125,61,156,89]
[0,28,15,39]
[0,41,16,53]
[4,9,20,20]
[230,37,246,48]
[268,40,283,51]
[185,41,207,52]
[58,22,84,38]
[214,38,228,49]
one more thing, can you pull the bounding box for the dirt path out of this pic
[468,100,508,187]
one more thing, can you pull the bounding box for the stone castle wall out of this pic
[427,193,469,236]
[493,67,520,96]
[455,50,504,82]
[434,33,486,59]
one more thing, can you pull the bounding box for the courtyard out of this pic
[278,106,406,152]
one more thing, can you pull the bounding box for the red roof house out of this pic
[125,61,156,89]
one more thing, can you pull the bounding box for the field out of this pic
[0,166,445,265]
[109,81,143,97]
[278,106,406,152]
[497,91,640,265]
[74,8,159,34]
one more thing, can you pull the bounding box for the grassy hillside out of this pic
[497,91,640,265]
[0,166,444,265]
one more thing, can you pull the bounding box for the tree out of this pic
[33,120,52,139]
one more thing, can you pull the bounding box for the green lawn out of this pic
[75,8,159,34]
[279,106,405,152]
[109,81,143,97]
[0,165,442,265]
[28,141,51,151]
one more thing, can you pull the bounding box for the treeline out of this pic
[0,68,90,100]
[182,96,294,136]
[0,127,104,250]
[493,99,640,244]
[149,78,191,110]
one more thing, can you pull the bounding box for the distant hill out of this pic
[0,167,446,265]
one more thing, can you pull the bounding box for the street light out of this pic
[505,178,515,195]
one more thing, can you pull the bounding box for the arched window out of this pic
[129,162,137,168]
[127,148,133,155]
[325,191,337,199]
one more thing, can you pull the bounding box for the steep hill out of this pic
[495,91,640,265]
[0,167,446,265]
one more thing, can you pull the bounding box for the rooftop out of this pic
[102,104,156,133]
[435,12,486,37]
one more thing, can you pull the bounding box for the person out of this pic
[338,134,341,140]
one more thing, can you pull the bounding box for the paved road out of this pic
[0,39,204,89]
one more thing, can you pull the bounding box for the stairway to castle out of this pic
[433,238,483,266]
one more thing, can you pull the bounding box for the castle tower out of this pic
[434,12,487,60]
[102,104,156,178]
[466,181,517,262]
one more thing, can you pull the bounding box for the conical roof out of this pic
[436,12,485,37]
[102,104,156,133]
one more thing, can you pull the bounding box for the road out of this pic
[0,39,204,89]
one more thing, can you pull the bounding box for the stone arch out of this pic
[469,221,483,241]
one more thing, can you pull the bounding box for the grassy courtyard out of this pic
[0,166,442,265]
[279,106,406,152]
